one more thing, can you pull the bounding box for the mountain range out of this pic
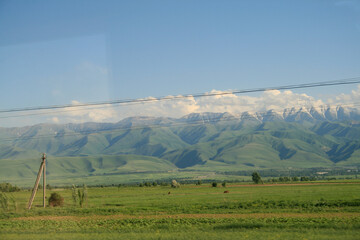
[1,105,360,184]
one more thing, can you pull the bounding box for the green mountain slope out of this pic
[1,118,360,184]
[163,123,336,169]
[0,154,177,183]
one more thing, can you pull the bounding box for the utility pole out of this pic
[43,153,46,208]
[27,153,46,210]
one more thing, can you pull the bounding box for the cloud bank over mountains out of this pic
[44,85,359,125]
[2,85,360,127]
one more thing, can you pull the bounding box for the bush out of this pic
[171,180,180,188]
[0,183,20,192]
[48,192,64,207]
[71,184,88,208]
[222,182,227,187]
[212,182,218,187]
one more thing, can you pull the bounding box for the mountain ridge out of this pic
[1,106,360,184]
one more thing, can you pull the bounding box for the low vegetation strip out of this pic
[10,212,360,221]
[1,216,360,233]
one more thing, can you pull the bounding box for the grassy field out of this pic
[1,181,360,239]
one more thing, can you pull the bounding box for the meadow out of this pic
[1,181,360,239]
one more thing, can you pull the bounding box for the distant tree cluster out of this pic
[0,183,20,192]
[211,182,227,187]
[300,176,317,181]
[268,176,317,182]
[139,181,162,187]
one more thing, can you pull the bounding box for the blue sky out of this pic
[0,0,360,126]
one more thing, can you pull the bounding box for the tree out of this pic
[222,182,227,187]
[252,172,262,184]
[283,176,291,182]
[212,182,218,187]
[292,176,299,181]
[300,176,309,181]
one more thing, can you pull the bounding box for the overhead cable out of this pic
[0,77,360,114]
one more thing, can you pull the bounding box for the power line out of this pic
[1,102,359,143]
[0,77,360,114]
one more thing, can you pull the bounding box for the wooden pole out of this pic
[27,161,44,209]
[43,153,46,208]
[27,153,46,210]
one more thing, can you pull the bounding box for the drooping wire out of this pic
[0,77,359,114]
[0,102,359,143]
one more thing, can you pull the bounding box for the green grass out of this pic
[0,182,359,239]
[1,218,360,240]
[3,181,360,215]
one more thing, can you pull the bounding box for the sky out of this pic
[0,0,360,127]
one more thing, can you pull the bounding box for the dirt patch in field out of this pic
[13,212,360,221]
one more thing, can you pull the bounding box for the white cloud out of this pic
[52,117,59,123]
[46,101,117,124]
[50,89,328,123]
[328,84,360,107]
[3,85,360,127]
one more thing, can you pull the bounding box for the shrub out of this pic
[171,180,180,188]
[0,182,20,192]
[78,185,88,208]
[72,184,88,207]
[48,192,64,207]
[222,182,227,187]
[212,182,218,187]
